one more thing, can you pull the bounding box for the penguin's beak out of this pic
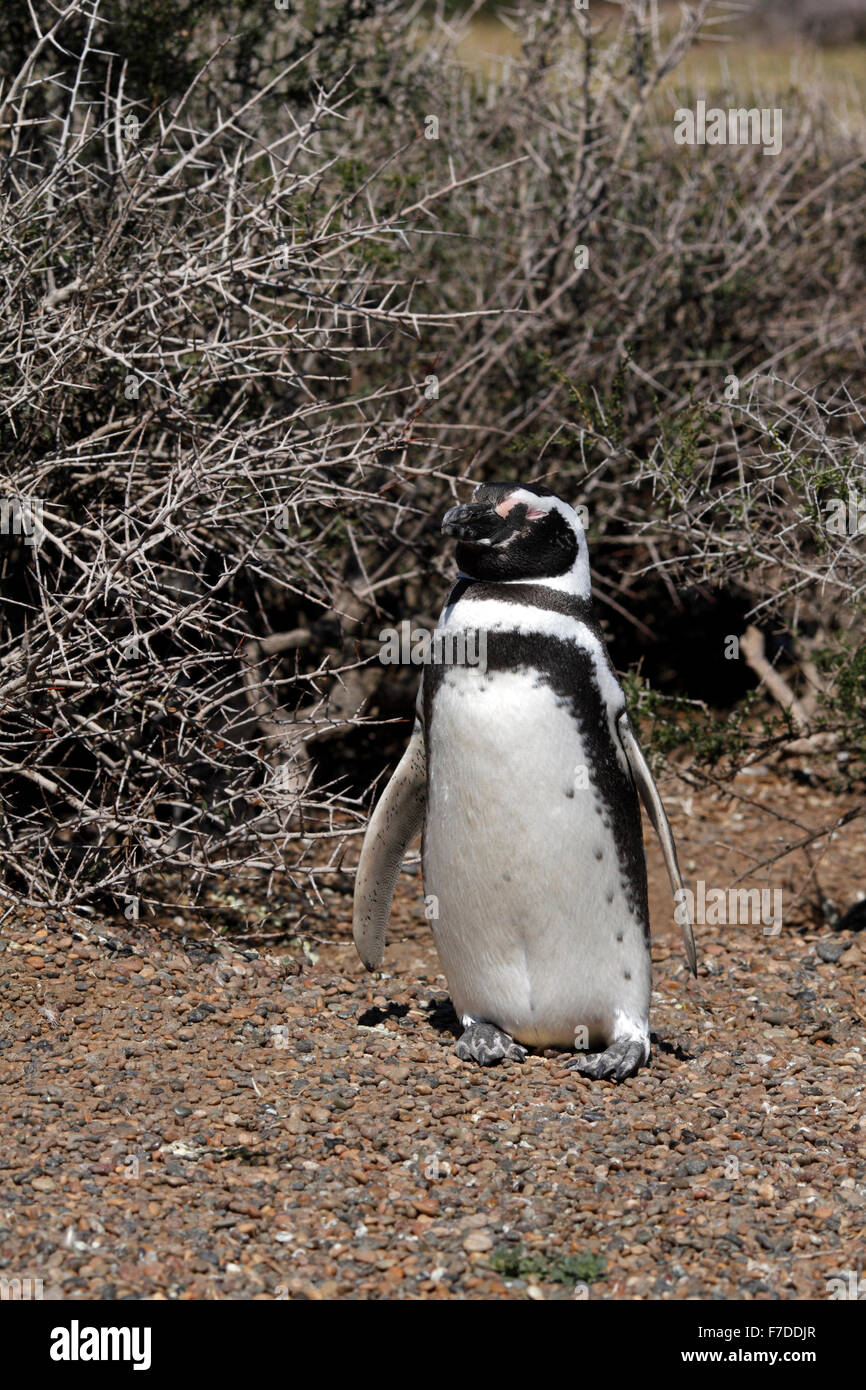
[441,502,503,547]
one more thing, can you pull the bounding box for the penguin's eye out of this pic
[494,495,547,521]
[494,495,522,518]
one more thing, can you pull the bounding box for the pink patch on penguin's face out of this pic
[494,493,546,520]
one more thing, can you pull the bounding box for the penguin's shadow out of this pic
[650,1032,695,1063]
[425,996,462,1038]
[355,997,460,1037]
[357,1002,410,1028]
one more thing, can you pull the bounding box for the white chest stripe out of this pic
[437,597,629,775]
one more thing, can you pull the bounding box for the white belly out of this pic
[423,668,650,1048]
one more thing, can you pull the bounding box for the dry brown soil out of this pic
[1,768,864,1300]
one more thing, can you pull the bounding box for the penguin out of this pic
[353,482,697,1080]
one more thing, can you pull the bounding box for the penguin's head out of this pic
[442,482,588,588]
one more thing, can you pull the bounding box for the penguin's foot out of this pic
[455,1020,526,1067]
[563,1037,646,1082]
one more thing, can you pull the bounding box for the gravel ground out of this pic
[1,771,864,1301]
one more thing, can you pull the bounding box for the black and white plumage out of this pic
[353,482,697,1080]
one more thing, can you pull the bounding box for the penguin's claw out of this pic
[564,1037,646,1081]
[455,1021,526,1067]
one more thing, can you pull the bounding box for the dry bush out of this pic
[1,0,864,925]
[756,0,866,46]
[0,1,517,917]
[360,1,866,768]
